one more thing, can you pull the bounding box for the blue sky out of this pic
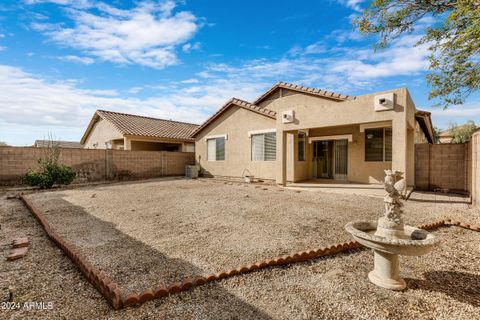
[1,0,479,146]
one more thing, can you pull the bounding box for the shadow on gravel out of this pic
[406,271,480,307]
[33,196,272,318]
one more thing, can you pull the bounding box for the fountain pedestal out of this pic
[369,250,406,290]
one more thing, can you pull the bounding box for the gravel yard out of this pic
[2,178,480,319]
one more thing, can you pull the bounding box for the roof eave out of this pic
[252,82,353,105]
[415,110,434,144]
[191,99,276,138]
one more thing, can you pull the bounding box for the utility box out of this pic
[374,93,395,111]
[282,110,294,123]
[185,165,199,179]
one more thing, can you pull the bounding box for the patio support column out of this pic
[392,119,408,190]
[124,137,131,151]
[276,130,287,186]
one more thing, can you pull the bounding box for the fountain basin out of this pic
[345,221,439,290]
[345,221,438,256]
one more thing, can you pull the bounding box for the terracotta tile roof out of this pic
[191,98,276,137]
[253,81,355,105]
[34,140,83,149]
[81,110,199,144]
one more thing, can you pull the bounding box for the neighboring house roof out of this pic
[34,140,83,149]
[81,110,199,144]
[253,81,355,105]
[191,98,277,137]
[415,110,434,144]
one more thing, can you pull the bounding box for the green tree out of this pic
[449,120,477,143]
[23,138,76,189]
[356,0,480,108]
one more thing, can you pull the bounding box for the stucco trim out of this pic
[204,134,228,141]
[247,128,276,137]
[308,134,353,143]
[359,121,392,132]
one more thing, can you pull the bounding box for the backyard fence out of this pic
[471,131,480,208]
[414,130,480,208]
[0,147,195,186]
[414,143,470,193]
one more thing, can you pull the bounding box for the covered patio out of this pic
[285,179,386,197]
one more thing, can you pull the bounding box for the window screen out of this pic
[298,132,306,161]
[207,137,225,161]
[251,132,276,161]
[365,128,392,161]
[385,128,392,161]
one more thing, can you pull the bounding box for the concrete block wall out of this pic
[471,132,480,207]
[0,147,195,185]
[414,143,469,193]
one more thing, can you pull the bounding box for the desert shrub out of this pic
[23,140,76,188]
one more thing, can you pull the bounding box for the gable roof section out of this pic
[415,110,434,144]
[80,110,199,144]
[191,98,277,137]
[253,81,355,105]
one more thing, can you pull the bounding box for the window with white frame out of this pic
[298,132,306,161]
[207,137,225,161]
[365,128,392,161]
[251,132,276,161]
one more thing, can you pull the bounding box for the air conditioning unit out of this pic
[185,165,199,179]
[374,93,395,111]
[282,110,294,123]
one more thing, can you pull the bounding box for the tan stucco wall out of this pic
[195,105,277,180]
[83,118,123,149]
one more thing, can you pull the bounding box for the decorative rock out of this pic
[12,237,29,248]
[7,247,28,261]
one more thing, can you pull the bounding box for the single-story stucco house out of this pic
[192,82,434,187]
[81,110,199,152]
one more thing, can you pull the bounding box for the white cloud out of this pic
[30,0,200,68]
[337,0,364,12]
[182,42,201,53]
[181,78,199,84]
[0,64,207,134]
[127,86,143,94]
[57,55,94,64]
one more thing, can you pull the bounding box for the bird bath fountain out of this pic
[345,170,439,290]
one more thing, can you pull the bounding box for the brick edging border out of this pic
[20,195,124,309]
[18,195,480,309]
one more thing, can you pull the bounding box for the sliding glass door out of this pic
[312,139,348,180]
[333,139,348,180]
